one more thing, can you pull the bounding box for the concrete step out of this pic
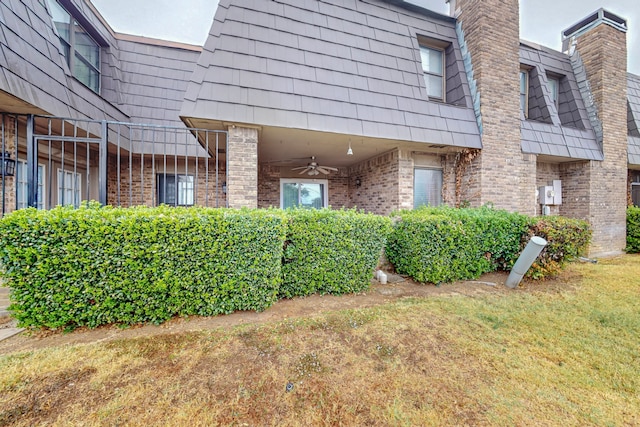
[0,287,9,296]
[0,328,24,342]
[0,309,9,318]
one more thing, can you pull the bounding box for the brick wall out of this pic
[456,0,536,213]
[227,126,258,208]
[349,149,402,215]
[575,23,628,255]
[559,161,591,220]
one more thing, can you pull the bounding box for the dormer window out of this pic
[547,76,560,110]
[419,46,444,101]
[47,0,101,94]
[520,69,529,118]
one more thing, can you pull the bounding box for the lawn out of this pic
[0,255,639,426]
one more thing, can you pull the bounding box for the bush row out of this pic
[523,216,592,279]
[281,209,391,298]
[627,206,640,253]
[0,204,594,330]
[386,206,530,284]
[0,205,389,329]
[386,206,592,284]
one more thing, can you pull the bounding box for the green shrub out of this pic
[280,209,391,298]
[386,206,529,284]
[524,216,592,279]
[627,207,640,253]
[0,204,287,329]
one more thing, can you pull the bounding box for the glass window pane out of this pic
[282,183,300,209]
[177,175,194,206]
[414,169,442,208]
[548,77,559,107]
[420,46,442,75]
[157,174,176,205]
[300,183,324,208]
[429,49,443,75]
[75,29,100,69]
[47,0,71,43]
[633,184,640,207]
[74,55,100,93]
[520,71,528,115]
[424,74,443,99]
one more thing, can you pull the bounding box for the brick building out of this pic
[1,0,639,256]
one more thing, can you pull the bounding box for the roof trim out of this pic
[114,33,202,51]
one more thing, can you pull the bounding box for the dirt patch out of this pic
[0,270,579,355]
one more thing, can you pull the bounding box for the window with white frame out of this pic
[157,174,194,206]
[419,45,444,101]
[57,169,81,207]
[280,179,328,209]
[16,161,45,210]
[47,0,101,93]
[414,168,443,208]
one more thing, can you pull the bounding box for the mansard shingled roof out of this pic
[0,0,128,121]
[519,41,602,161]
[116,36,200,126]
[180,0,481,148]
[628,73,640,166]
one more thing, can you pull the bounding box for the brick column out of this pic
[227,126,258,209]
[1,115,17,216]
[454,0,536,212]
[570,15,628,255]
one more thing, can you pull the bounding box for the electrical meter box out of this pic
[539,186,555,205]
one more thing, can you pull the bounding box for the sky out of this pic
[92,0,639,74]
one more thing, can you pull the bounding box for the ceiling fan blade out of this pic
[299,168,311,175]
[291,166,308,171]
[322,166,339,171]
[316,166,331,174]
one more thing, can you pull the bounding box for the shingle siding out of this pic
[180,0,481,148]
[627,73,640,165]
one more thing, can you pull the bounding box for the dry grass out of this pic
[1,255,639,426]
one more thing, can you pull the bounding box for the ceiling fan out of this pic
[291,156,339,176]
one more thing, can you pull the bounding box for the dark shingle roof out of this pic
[181,0,480,148]
[629,74,640,166]
[0,0,128,121]
[117,37,200,127]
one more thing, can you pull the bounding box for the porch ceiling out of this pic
[258,126,460,169]
[0,91,48,115]
[182,117,460,169]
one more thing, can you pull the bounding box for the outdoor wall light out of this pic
[222,182,227,194]
[347,140,353,156]
[355,177,361,187]
[1,151,16,177]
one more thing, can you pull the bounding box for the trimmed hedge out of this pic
[0,204,287,329]
[627,206,640,253]
[386,206,530,284]
[280,209,392,298]
[524,216,592,279]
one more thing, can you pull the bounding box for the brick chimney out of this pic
[563,9,628,255]
[452,0,536,213]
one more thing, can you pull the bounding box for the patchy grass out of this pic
[1,255,639,426]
